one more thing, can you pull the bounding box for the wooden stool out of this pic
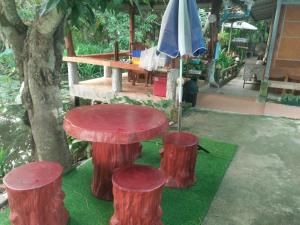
[3,161,69,225]
[110,165,165,225]
[160,132,198,188]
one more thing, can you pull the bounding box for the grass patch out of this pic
[0,137,237,225]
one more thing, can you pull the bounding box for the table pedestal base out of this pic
[91,142,141,200]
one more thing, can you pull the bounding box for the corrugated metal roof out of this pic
[251,0,276,20]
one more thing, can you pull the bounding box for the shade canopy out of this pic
[223,21,258,30]
[157,0,206,58]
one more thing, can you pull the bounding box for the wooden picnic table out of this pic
[63,104,169,200]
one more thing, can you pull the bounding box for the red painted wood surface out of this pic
[64,104,168,200]
[110,165,165,225]
[63,104,169,144]
[160,132,198,188]
[3,161,68,225]
[91,142,141,200]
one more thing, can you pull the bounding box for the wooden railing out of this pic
[217,63,241,87]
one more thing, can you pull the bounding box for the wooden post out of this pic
[104,66,112,78]
[227,22,233,53]
[112,68,122,93]
[114,41,119,61]
[67,62,79,87]
[129,7,135,51]
[64,31,76,57]
[166,69,179,101]
[67,62,80,107]
[64,31,80,107]
[264,0,282,81]
[207,0,221,87]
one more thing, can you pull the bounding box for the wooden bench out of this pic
[268,80,300,91]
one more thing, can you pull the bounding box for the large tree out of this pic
[0,0,140,170]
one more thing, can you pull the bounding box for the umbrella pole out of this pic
[178,57,183,131]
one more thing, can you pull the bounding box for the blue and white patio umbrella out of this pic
[157,0,206,131]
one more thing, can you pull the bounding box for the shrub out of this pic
[281,94,300,106]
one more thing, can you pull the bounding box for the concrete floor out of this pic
[199,75,260,99]
[181,109,300,225]
[199,75,282,101]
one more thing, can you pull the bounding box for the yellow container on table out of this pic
[132,57,140,65]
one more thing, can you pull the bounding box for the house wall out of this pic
[270,5,300,81]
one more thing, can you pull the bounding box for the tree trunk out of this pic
[0,3,72,171]
[21,23,72,171]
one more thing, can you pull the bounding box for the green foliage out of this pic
[199,8,208,28]
[42,0,62,14]
[218,31,230,48]
[95,10,130,50]
[108,96,173,120]
[0,49,16,72]
[61,43,107,79]
[249,20,270,43]
[68,8,159,80]
[0,144,30,180]
[281,94,300,107]
[135,12,159,47]
[216,49,235,71]
[0,146,9,178]
[67,136,91,163]
[41,0,151,32]
[0,50,20,107]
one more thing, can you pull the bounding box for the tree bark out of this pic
[22,23,72,170]
[166,69,179,101]
[0,2,72,170]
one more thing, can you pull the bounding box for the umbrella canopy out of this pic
[157,0,206,58]
[157,0,206,131]
[223,21,258,30]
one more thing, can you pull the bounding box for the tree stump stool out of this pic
[110,165,165,225]
[3,161,69,225]
[160,132,198,188]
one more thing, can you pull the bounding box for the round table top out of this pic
[4,161,63,191]
[63,104,169,144]
[164,132,198,147]
[112,165,165,192]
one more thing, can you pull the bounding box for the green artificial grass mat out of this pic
[0,137,237,225]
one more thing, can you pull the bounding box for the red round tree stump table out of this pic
[160,132,198,188]
[3,161,69,225]
[110,165,165,225]
[63,104,168,200]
